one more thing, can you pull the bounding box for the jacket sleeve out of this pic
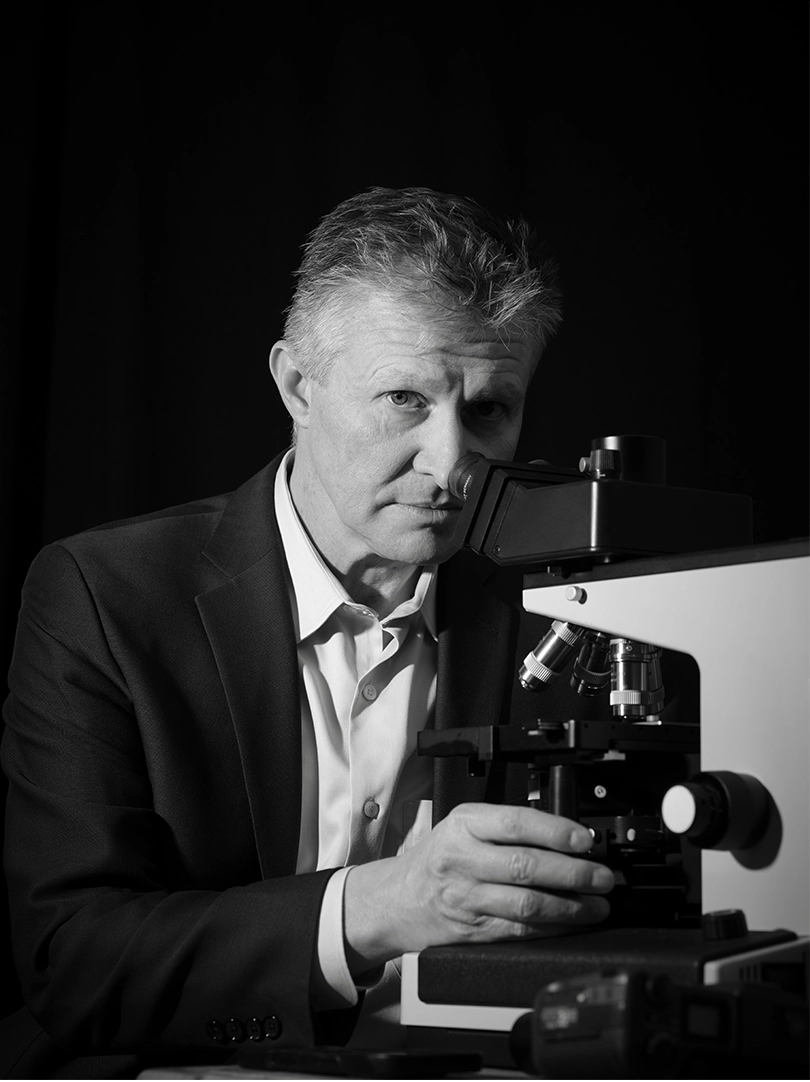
[2,542,358,1056]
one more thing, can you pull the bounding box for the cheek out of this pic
[311,416,400,507]
[477,421,524,461]
[309,399,364,468]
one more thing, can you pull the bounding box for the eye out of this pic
[471,400,508,421]
[386,391,425,409]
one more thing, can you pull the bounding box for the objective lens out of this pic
[610,639,665,719]
[519,621,589,691]
[570,631,611,696]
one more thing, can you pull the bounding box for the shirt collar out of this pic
[274,449,437,643]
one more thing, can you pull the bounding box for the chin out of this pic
[383,533,459,567]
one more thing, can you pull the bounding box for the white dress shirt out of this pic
[273,451,436,1041]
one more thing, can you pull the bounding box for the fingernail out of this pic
[591,867,615,891]
[569,828,593,852]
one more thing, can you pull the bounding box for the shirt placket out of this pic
[346,615,408,866]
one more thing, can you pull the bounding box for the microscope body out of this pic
[400,438,809,1069]
[521,542,808,935]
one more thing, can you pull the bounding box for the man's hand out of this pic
[342,803,613,975]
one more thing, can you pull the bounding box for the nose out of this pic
[412,409,470,492]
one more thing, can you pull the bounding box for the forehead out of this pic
[330,289,538,383]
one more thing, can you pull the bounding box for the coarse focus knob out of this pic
[661,783,719,837]
[661,771,770,850]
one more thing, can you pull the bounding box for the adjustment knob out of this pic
[661,771,770,850]
[589,435,666,484]
[701,908,748,941]
[661,782,721,838]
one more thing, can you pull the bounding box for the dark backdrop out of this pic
[1,1,807,1022]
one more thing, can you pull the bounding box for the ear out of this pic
[269,341,312,429]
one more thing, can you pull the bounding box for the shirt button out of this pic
[364,799,380,820]
[362,683,377,701]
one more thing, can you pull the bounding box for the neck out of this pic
[287,454,421,620]
[340,561,421,619]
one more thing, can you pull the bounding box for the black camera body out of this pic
[519,969,809,1079]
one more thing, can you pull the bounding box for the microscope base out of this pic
[402,928,807,1067]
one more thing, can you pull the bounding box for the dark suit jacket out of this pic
[1,454,561,1077]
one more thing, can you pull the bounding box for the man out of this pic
[1,187,614,1078]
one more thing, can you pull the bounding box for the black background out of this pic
[1,2,807,1023]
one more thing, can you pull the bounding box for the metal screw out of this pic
[594,785,607,799]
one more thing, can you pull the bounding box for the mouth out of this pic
[408,501,461,511]
[397,502,462,521]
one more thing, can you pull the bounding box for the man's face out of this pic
[290,292,536,575]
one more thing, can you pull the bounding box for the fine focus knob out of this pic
[661,771,770,850]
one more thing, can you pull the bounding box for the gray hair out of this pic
[283,186,562,382]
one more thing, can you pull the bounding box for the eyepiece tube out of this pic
[447,452,485,501]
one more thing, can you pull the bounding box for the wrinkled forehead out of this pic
[325,283,542,375]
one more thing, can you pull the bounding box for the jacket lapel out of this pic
[195,456,302,879]
[194,456,524,860]
[432,553,521,822]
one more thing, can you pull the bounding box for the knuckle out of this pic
[438,804,477,843]
[425,833,466,879]
[435,884,495,941]
[507,917,539,939]
[456,913,491,941]
[564,862,588,891]
[438,880,469,912]
[445,802,477,826]
[513,888,540,922]
[506,849,536,885]
[561,895,585,920]
[430,849,457,878]
[499,807,523,840]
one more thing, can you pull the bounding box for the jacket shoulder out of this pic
[60,490,230,559]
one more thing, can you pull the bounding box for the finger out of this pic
[449,802,596,855]
[479,842,615,896]
[424,832,614,905]
[468,881,611,930]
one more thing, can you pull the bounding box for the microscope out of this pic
[400,436,809,1076]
